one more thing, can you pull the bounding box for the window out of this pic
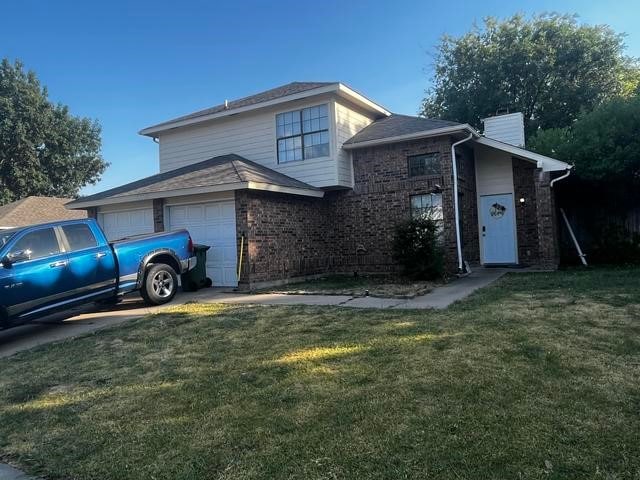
[62,223,97,251]
[0,229,18,248]
[9,228,61,262]
[410,194,443,221]
[408,153,440,177]
[277,104,329,163]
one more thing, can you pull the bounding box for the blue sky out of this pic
[2,0,639,195]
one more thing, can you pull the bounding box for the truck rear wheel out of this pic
[141,264,178,306]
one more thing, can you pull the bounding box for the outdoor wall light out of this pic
[519,197,526,204]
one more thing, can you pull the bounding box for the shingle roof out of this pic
[0,196,86,227]
[143,82,337,132]
[66,154,321,207]
[344,114,462,145]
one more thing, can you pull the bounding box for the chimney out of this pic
[482,112,525,147]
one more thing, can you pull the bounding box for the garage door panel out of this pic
[99,208,154,241]
[168,200,237,287]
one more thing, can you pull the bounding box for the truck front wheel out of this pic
[141,263,178,306]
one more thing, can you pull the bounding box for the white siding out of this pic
[158,94,341,188]
[474,144,514,197]
[335,100,376,187]
[482,112,525,147]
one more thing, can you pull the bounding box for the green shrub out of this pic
[392,216,445,280]
[588,224,640,265]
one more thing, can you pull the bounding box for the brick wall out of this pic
[153,199,165,232]
[235,190,335,288]
[534,169,560,268]
[512,158,541,265]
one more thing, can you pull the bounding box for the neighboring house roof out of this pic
[67,154,324,209]
[0,196,86,228]
[344,114,463,146]
[140,81,391,136]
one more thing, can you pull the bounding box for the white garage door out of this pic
[98,208,154,241]
[168,201,237,287]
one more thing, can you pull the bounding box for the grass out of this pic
[0,267,639,479]
[258,274,437,298]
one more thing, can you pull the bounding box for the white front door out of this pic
[168,201,237,287]
[480,193,517,264]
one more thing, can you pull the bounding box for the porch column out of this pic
[534,169,559,269]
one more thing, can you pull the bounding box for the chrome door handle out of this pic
[50,260,68,268]
[95,252,108,259]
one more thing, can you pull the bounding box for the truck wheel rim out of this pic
[152,271,174,298]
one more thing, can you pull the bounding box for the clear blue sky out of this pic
[2,0,639,195]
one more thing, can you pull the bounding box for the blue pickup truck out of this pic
[0,219,196,329]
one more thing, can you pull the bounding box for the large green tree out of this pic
[529,94,640,185]
[422,14,639,138]
[0,59,107,204]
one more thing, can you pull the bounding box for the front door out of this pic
[480,193,517,264]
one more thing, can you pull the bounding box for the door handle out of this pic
[50,260,68,268]
[95,252,108,259]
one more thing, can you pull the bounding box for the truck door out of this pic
[2,227,70,320]
[59,223,117,299]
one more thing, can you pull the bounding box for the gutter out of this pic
[451,133,474,273]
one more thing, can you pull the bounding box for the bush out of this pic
[588,224,640,265]
[392,216,445,280]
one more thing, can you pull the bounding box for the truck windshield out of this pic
[0,229,19,248]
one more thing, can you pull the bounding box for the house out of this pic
[0,196,86,229]
[67,82,571,289]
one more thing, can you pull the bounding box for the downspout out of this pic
[451,133,474,273]
[549,165,572,188]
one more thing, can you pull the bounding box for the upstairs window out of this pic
[277,104,329,163]
[408,153,440,177]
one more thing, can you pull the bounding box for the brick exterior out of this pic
[131,136,559,289]
[153,199,165,233]
[512,158,540,265]
[534,169,560,268]
[235,137,485,288]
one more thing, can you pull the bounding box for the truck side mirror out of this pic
[1,256,12,268]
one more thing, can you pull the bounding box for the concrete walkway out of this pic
[188,267,508,310]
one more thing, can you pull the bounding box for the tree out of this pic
[529,94,640,185]
[421,14,638,139]
[0,59,107,204]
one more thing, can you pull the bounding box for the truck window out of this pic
[10,228,61,261]
[62,224,98,251]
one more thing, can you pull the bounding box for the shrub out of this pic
[392,216,445,280]
[588,224,640,265]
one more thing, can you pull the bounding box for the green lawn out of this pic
[1,268,639,479]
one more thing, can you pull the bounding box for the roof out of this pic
[140,82,390,136]
[0,196,86,228]
[343,114,467,147]
[67,154,323,209]
[474,137,571,172]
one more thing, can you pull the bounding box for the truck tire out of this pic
[141,263,178,306]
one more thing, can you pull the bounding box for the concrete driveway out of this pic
[0,295,166,359]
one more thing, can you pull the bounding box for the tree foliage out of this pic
[529,94,640,184]
[0,59,107,204]
[422,14,638,138]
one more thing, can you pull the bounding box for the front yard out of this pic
[0,268,639,479]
